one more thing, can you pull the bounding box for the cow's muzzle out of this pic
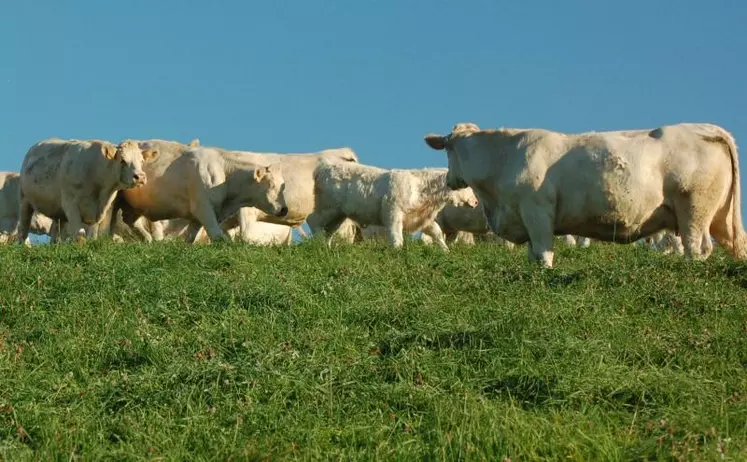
[131,173,147,188]
[277,206,289,217]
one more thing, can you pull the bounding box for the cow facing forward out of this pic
[17,139,157,244]
[310,163,478,250]
[425,123,746,267]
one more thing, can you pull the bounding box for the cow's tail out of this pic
[701,125,747,258]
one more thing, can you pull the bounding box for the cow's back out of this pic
[314,162,389,223]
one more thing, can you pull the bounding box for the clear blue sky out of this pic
[2,0,746,219]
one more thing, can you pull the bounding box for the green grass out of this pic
[0,238,746,461]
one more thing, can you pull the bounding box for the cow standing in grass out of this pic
[16,139,157,244]
[0,172,58,242]
[310,163,478,250]
[425,122,746,267]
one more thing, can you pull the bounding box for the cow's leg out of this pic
[421,221,449,252]
[237,207,259,243]
[120,214,153,242]
[0,218,15,244]
[680,226,707,260]
[183,221,206,244]
[87,224,99,240]
[192,197,229,243]
[520,205,555,268]
[675,197,715,261]
[60,198,87,244]
[305,212,327,237]
[382,208,405,249]
[118,203,153,243]
[306,210,345,247]
[15,196,34,245]
[131,216,155,243]
[93,201,114,239]
[699,233,713,258]
[282,227,293,246]
[458,232,476,246]
[50,219,64,244]
[440,225,457,245]
[150,220,165,241]
[323,217,348,247]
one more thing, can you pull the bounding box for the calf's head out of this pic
[104,140,158,189]
[253,163,289,218]
[424,123,481,190]
[449,186,479,209]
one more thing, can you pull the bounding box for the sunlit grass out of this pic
[0,238,745,460]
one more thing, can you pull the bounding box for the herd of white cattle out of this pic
[1,121,743,268]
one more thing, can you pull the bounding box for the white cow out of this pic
[0,172,58,242]
[112,140,289,243]
[310,163,478,250]
[224,148,359,242]
[17,139,157,244]
[425,122,746,267]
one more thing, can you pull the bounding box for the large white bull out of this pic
[425,123,746,267]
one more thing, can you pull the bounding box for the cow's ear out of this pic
[142,148,158,162]
[188,138,200,147]
[254,166,267,182]
[424,134,446,150]
[102,144,118,160]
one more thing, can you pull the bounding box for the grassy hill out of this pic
[0,239,746,460]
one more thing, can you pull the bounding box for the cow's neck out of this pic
[221,151,263,202]
[416,170,452,203]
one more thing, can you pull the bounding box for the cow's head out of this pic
[424,123,481,190]
[253,163,289,218]
[450,186,479,209]
[104,140,158,189]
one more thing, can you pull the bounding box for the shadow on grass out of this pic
[377,330,496,357]
[482,374,559,408]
